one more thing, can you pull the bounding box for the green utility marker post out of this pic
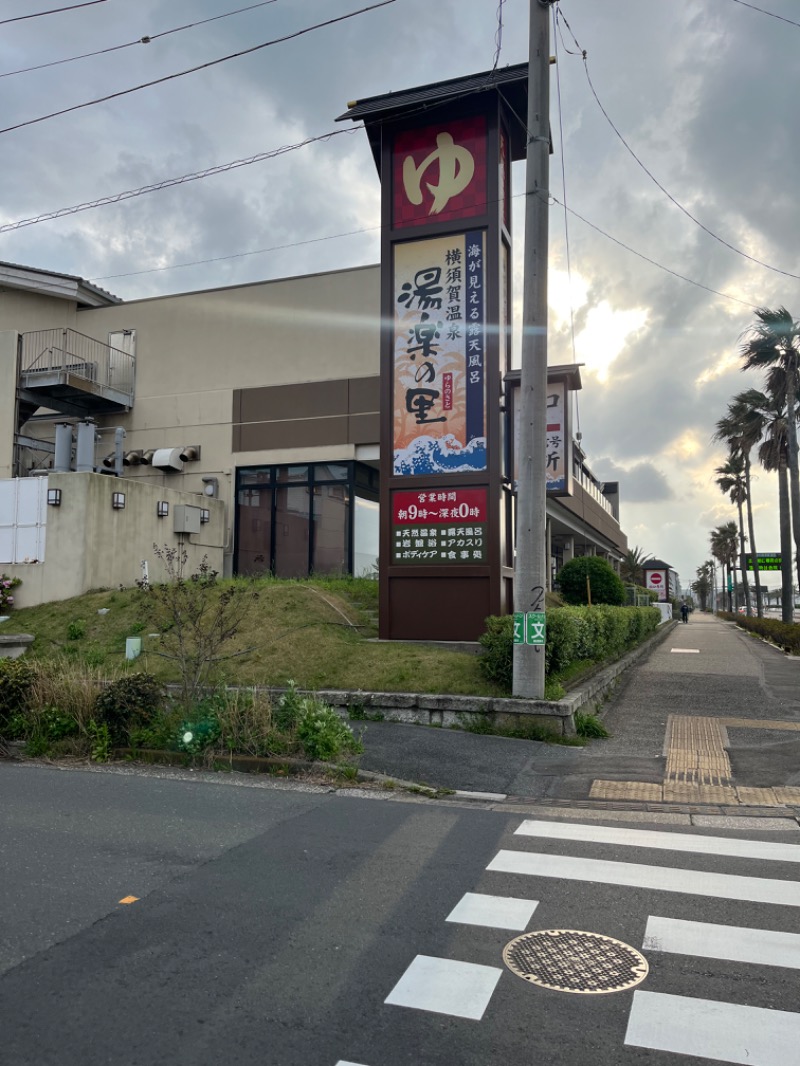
[514,612,546,646]
[526,612,546,646]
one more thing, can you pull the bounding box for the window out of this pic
[234,462,378,578]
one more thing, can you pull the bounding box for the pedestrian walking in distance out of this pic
[680,602,689,623]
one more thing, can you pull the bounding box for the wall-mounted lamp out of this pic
[47,488,62,506]
[156,501,169,518]
[111,492,126,510]
[201,476,218,497]
[200,508,210,524]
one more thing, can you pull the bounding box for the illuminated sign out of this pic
[391,487,487,564]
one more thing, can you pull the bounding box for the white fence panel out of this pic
[0,477,47,563]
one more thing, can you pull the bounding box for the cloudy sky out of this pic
[1,0,797,589]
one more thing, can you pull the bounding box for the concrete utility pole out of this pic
[513,0,553,698]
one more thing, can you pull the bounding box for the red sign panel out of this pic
[392,115,487,229]
[392,487,488,565]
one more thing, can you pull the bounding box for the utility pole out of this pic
[513,0,553,698]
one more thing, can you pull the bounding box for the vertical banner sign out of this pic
[393,234,486,475]
[545,380,566,493]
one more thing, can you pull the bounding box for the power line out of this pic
[91,225,381,281]
[551,193,759,310]
[492,0,503,70]
[0,129,357,233]
[1,0,280,80]
[0,0,398,136]
[90,182,760,313]
[723,0,800,29]
[557,9,800,282]
[0,0,106,25]
[552,4,578,366]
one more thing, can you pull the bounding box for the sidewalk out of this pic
[358,613,800,809]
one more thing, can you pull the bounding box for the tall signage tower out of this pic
[339,65,529,640]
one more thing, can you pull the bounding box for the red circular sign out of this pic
[649,573,663,585]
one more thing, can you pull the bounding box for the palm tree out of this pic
[725,385,794,620]
[714,451,752,615]
[691,562,712,611]
[710,521,739,612]
[740,307,800,583]
[620,545,648,586]
[714,399,763,616]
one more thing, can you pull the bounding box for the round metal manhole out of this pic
[502,929,649,995]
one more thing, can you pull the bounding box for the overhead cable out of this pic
[0,0,106,25]
[0,0,397,136]
[724,0,800,29]
[557,9,800,281]
[91,225,381,281]
[551,193,758,310]
[0,129,357,233]
[1,0,280,80]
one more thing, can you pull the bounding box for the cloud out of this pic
[590,457,674,503]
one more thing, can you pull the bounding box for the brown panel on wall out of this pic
[232,424,242,452]
[348,376,380,414]
[388,576,491,641]
[348,413,380,445]
[236,416,349,452]
[232,391,242,424]
[560,487,628,554]
[238,380,349,424]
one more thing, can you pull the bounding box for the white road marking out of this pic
[643,915,800,969]
[625,990,800,1065]
[487,850,800,907]
[384,955,502,1020]
[514,818,800,863]
[336,1062,371,1065]
[671,648,700,653]
[446,892,538,931]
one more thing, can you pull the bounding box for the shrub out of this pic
[0,657,35,726]
[557,557,625,606]
[478,606,660,692]
[93,673,165,744]
[724,613,800,654]
[67,619,86,641]
[296,701,362,763]
[478,616,514,689]
[137,546,258,707]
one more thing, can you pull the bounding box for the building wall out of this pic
[3,472,225,608]
[0,288,78,333]
[35,266,383,569]
[0,332,19,479]
[559,484,628,556]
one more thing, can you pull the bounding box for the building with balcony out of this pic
[0,257,626,607]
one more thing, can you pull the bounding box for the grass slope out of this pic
[2,576,503,697]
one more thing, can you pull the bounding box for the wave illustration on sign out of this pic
[394,435,487,475]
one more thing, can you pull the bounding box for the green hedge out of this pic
[479,605,661,691]
[719,612,800,654]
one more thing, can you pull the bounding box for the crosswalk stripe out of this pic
[487,850,800,906]
[446,892,539,931]
[643,915,800,969]
[384,955,503,1020]
[625,990,800,1065]
[514,819,800,863]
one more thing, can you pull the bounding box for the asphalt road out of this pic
[2,763,799,1066]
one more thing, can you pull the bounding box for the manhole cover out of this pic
[502,929,649,994]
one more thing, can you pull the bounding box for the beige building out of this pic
[0,259,626,607]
